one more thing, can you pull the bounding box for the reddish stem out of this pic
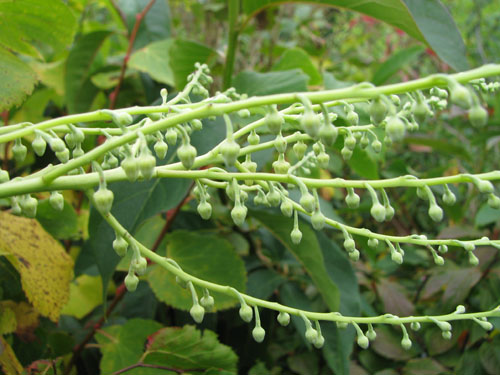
[109,0,157,109]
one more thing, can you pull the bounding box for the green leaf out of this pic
[233,69,309,96]
[91,70,133,90]
[250,209,340,311]
[29,60,66,96]
[402,0,468,71]
[144,325,238,373]
[247,269,286,300]
[96,318,162,374]
[372,45,425,85]
[0,0,76,58]
[0,304,16,335]
[272,47,322,86]
[475,203,500,227]
[169,39,217,89]
[316,231,360,315]
[456,350,484,375]
[128,39,175,86]
[479,336,500,375]
[402,358,450,375]
[36,199,78,240]
[65,31,111,114]
[242,0,467,71]
[129,38,216,89]
[347,147,379,179]
[118,0,171,50]
[147,230,246,311]
[295,229,359,375]
[0,47,37,112]
[323,72,353,89]
[60,274,103,319]
[83,176,191,305]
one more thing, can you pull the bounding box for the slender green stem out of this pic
[223,0,240,89]
[100,209,500,325]
[2,64,499,144]
[3,168,497,199]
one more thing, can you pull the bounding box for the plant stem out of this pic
[2,64,499,145]
[101,210,500,326]
[223,0,240,89]
[2,167,499,199]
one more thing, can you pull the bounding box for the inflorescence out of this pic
[2,62,500,350]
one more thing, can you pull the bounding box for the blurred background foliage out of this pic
[1,0,500,374]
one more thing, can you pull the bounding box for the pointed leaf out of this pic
[250,209,340,311]
[65,31,111,114]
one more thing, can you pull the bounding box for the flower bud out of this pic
[370,203,386,222]
[369,97,387,125]
[200,295,215,310]
[293,141,307,159]
[290,228,302,245]
[190,304,205,324]
[252,326,265,343]
[277,312,290,326]
[385,116,406,142]
[220,139,240,167]
[239,305,253,322]
[177,143,197,169]
[125,273,139,292]
[301,111,321,139]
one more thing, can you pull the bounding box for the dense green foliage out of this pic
[1,1,500,375]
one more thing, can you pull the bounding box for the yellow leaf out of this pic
[0,305,16,335]
[61,274,103,319]
[0,337,23,375]
[0,212,73,322]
